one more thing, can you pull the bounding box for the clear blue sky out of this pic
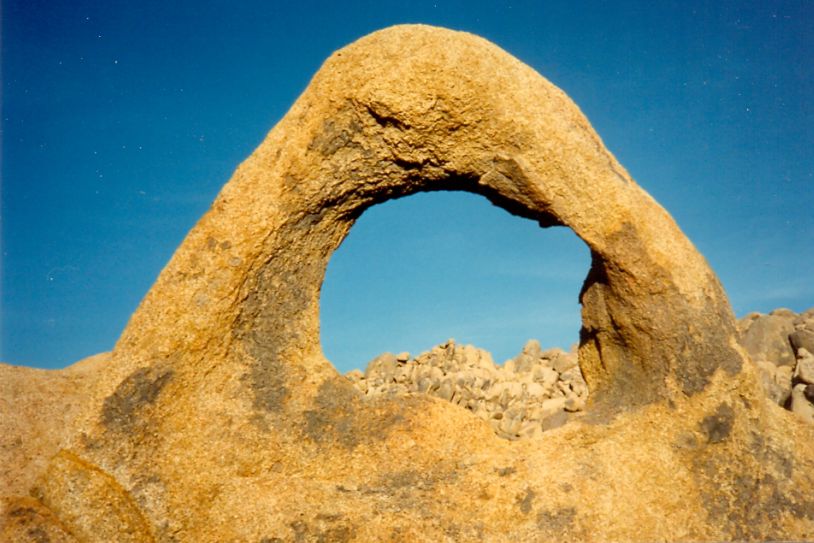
[2,1,812,372]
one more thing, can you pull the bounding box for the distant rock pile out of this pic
[346,339,587,439]
[349,306,814,438]
[740,307,814,423]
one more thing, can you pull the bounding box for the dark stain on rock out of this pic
[517,487,536,514]
[675,312,743,396]
[236,261,317,415]
[694,430,814,540]
[101,364,174,430]
[303,377,362,448]
[309,115,363,156]
[537,507,576,536]
[315,513,344,522]
[295,207,330,232]
[318,526,352,543]
[26,526,50,543]
[699,403,734,444]
[8,506,38,518]
[381,470,424,490]
[701,469,814,540]
[3,498,73,543]
[289,517,353,543]
[379,469,439,493]
[364,465,458,502]
[302,376,405,450]
[244,347,290,414]
[496,466,516,477]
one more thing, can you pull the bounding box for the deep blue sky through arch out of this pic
[321,192,590,371]
[1,1,812,371]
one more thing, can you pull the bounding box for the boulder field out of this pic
[2,25,813,542]
[351,306,814,441]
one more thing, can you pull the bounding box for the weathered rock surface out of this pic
[2,25,814,541]
[0,354,110,503]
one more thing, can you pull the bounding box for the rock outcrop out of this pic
[743,307,814,422]
[2,25,814,541]
[351,307,814,441]
[738,307,802,367]
[349,340,588,440]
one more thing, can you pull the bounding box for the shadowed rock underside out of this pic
[2,25,813,542]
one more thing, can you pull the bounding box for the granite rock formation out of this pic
[2,25,814,541]
[352,307,814,442]
[742,307,814,422]
[349,340,588,440]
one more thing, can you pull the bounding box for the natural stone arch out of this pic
[3,24,814,542]
[116,24,742,415]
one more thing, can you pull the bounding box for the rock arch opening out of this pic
[319,190,591,439]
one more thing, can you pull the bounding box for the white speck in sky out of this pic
[113,59,118,64]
